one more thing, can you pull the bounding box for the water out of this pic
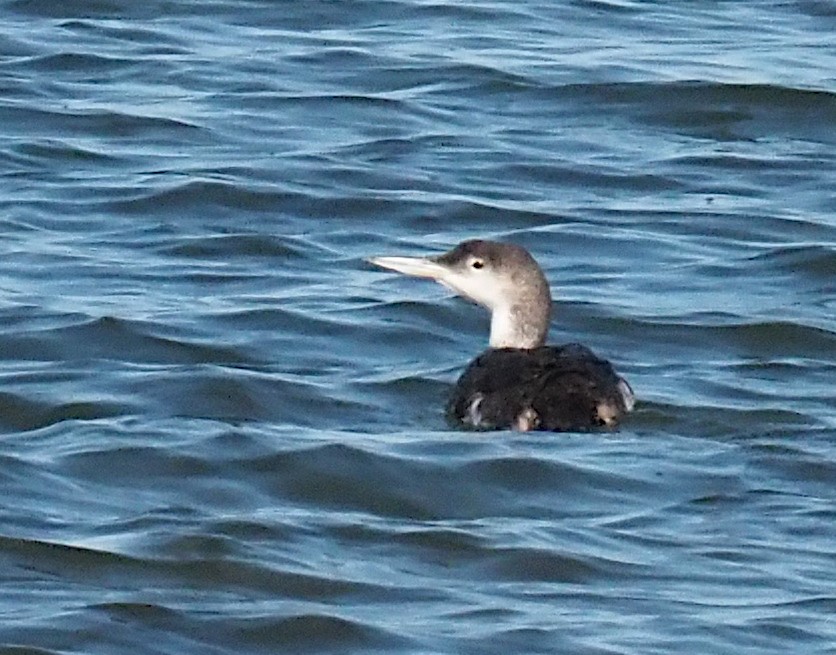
[1,1,835,653]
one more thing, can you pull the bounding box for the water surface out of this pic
[1,1,835,653]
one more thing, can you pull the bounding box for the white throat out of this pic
[489,303,546,349]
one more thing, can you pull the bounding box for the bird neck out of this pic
[488,300,550,349]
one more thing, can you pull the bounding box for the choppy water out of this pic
[1,1,835,653]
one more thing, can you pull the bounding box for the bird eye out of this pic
[471,259,484,270]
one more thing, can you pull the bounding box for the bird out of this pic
[368,239,634,432]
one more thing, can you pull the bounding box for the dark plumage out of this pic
[368,239,634,432]
[447,344,633,432]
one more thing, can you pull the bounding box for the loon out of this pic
[368,239,634,432]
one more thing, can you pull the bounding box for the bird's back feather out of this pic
[446,345,634,432]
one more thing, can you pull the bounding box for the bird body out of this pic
[447,344,633,431]
[368,239,634,432]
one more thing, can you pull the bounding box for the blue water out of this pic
[1,1,835,653]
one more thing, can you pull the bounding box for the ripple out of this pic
[103,180,295,216]
[13,52,136,73]
[0,392,128,433]
[8,139,123,165]
[0,315,252,366]
[586,82,836,141]
[0,105,204,140]
[470,546,643,584]
[205,613,412,652]
[159,234,307,260]
[590,315,836,360]
[747,244,836,279]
